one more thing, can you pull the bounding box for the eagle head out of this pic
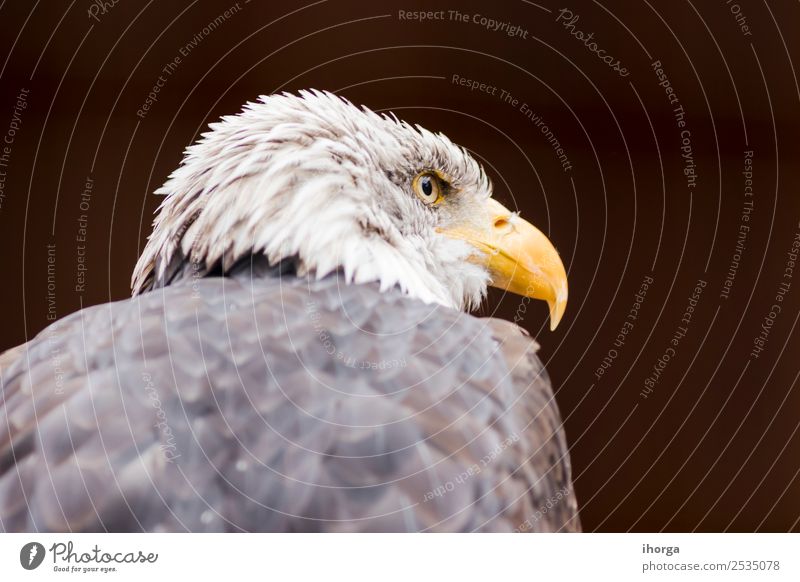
[132,90,567,329]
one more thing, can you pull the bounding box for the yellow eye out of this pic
[412,171,443,205]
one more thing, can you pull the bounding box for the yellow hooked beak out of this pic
[440,198,568,331]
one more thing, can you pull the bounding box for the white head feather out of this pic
[132,90,494,310]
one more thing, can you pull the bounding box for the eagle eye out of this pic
[412,171,444,205]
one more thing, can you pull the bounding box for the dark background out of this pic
[1,0,798,531]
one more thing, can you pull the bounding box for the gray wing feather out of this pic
[0,275,579,532]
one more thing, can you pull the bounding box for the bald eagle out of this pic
[0,91,578,532]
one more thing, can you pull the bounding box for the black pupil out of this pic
[421,176,433,197]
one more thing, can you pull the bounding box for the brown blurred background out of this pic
[1,0,799,531]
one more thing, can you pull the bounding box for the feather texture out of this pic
[0,274,578,532]
[131,91,492,311]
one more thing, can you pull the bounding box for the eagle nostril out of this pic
[494,217,511,230]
